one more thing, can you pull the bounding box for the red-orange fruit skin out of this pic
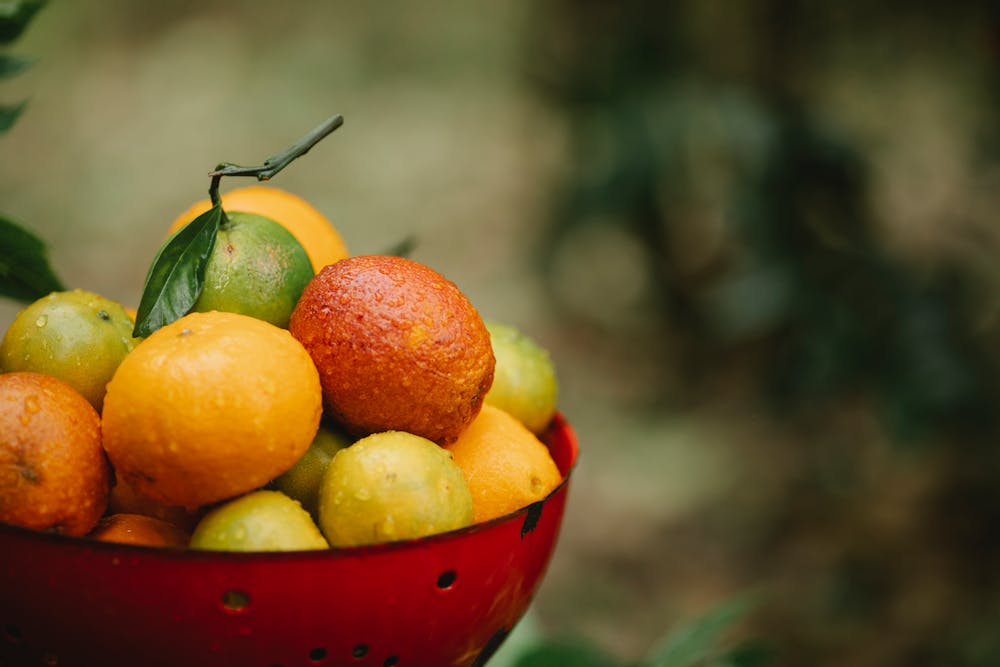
[289,255,495,444]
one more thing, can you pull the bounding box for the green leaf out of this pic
[0,53,34,79]
[512,640,619,667]
[643,595,758,667]
[0,100,26,133]
[0,0,46,44]
[0,214,65,303]
[133,205,222,338]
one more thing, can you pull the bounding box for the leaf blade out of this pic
[0,214,65,303]
[644,595,758,667]
[133,205,221,337]
[0,0,46,44]
[0,100,27,133]
[0,53,34,79]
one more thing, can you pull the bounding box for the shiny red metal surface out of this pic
[0,415,577,667]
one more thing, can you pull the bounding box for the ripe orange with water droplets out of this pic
[444,404,562,523]
[289,255,495,444]
[101,311,322,509]
[0,372,111,536]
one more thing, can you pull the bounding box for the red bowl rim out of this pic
[0,412,579,562]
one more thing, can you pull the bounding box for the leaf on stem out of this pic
[0,214,65,303]
[133,205,222,338]
[0,0,46,44]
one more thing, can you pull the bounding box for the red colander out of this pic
[0,414,578,667]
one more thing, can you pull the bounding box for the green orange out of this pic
[0,289,139,411]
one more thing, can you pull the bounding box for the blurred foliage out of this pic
[524,0,1000,665]
[0,0,64,302]
[502,595,768,667]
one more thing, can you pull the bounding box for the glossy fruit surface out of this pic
[318,431,474,547]
[0,289,138,411]
[169,185,349,273]
[190,490,328,552]
[289,255,494,444]
[446,404,562,523]
[189,211,314,328]
[0,414,577,667]
[88,513,189,549]
[484,321,559,434]
[101,311,322,508]
[0,372,110,536]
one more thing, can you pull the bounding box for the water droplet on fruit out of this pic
[34,315,47,327]
[354,488,371,501]
[24,396,39,414]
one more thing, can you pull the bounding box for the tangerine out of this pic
[0,372,111,536]
[88,513,189,549]
[169,185,349,273]
[444,404,562,523]
[101,311,322,509]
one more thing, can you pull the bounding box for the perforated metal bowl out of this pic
[0,415,577,667]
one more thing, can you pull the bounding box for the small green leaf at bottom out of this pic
[133,205,222,338]
[0,214,65,303]
[644,595,759,667]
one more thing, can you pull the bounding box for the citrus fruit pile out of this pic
[0,184,563,552]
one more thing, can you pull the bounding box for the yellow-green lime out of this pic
[189,490,328,552]
[484,321,558,434]
[0,289,139,411]
[271,422,350,519]
[188,211,314,328]
[318,431,474,547]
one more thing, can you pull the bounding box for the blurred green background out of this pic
[3,2,1000,665]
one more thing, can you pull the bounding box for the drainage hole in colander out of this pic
[383,656,399,666]
[352,643,368,659]
[2,623,23,644]
[309,647,327,663]
[436,570,456,590]
[221,589,251,613]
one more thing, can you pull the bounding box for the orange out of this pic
[0,289,140,411]
[317,431,474,547]
[101,311,323,509]
[189,490,328,552]
[168,185,349,273]
[289,255,495,444]
[88,513,190,549]
[484,321,559,434]
[186,211,314,328]
[0,372,111,536]
[444,405,562,523]
[107,475,202,532]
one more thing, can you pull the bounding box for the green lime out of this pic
[191,211,314,328]
[484,321,559,434]
[189,490,328,552]
[318,431,474,547]
[0,289,139,411]
[271,423,351,519]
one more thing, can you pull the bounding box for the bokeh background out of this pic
[3,2,1000,665]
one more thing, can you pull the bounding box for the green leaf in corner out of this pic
[0,100,26,133]
[133,204,222,338]
[0,53,33,79]
[0,0,46,44]
[0,214,66,303]
[643,595,759,667]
